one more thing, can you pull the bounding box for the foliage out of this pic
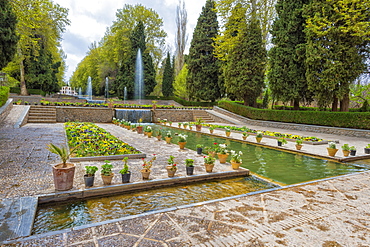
[185,158,194,167]
[101,161,113,176]
[230,150,243,163]
[187,0,222,102]
[204,155,216,165]
[195,118,204,125]
[85,166,98,176]
[173,63,189,99]
[349,146,356,151]
[328,142,337,149]
[119,157,130,174]
[0,86,9,107]
[167,155,177,171]
[165,131,172,138]
[303,0,370,111]
[217,143,229,154]
[177,134,187,142]
[46,143,76,167]
[218,100,370,130]
[0,0,18,70]
[65,122,140,157]
[268,0,312,109]
[142,155,156,172]
[162,52,174,97]
[295,139,303,145]
[341,144,350,151]
[277,138,288,145]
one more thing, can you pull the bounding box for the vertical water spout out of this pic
[86,76,92,100]
[105,77,109,99]
[134,48,144,105]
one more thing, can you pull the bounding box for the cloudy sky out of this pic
[52,0,207,81]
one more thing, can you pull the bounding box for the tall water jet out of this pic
[105,77,109,99]
[134,48,144,104]
[86,76,92,100]
[124,86,127,104]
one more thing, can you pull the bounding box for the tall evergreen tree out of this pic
[115,21,156,98]
[268,0,311,110]
[187,0,221,102]
[162,52,174,97]
[0,0,18,70]
[224,13,267,106]
[304,0,370,111]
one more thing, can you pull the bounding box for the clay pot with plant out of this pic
[47,143,78,191]
[101,160,114,185]
[327,142,338,157]
[165,131,172,144]
[242,132,249,140]
[119,157,131,183]
[225,127,231,137]
[256,132,263,143]
[204,155,216,173]
[295,139,303,150]
[166,155,177,177]
[185,159,195,175]
[230,150,243,170]
[341,144,350,157]
[209,125,215,134]
[195,118,204,131]
[84,165,98,187]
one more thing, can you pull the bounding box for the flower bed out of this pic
[65,122,141,157]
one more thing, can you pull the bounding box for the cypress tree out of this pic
[268,0,312,110]
[0,0,18,70]
[162,52,174,97]
[187,0,221,102]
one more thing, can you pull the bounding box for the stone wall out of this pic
[0,99,13,123]
[214,106,370,138]
[56,107,114,123]
[152,109,194,123]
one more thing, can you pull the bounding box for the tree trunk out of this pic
[340,93,350,112]
[243,95,248,106]
[331,96,338,112]
[18,48,28,96]
[293,99,300,110]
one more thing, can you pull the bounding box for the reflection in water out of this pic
[33,177,276,234]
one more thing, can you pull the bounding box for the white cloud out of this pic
[53,0,206,81]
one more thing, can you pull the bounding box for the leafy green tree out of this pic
[268,0,312,110]
[304,0,370,111]
[187,0,221,102]
[173,63,189,99]
[174,0,188,75]
[0,0,18,70]
[224,14,267,106]
[162,52,174,97]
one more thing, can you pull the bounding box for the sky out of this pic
[52,0,207,82]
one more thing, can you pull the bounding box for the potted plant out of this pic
[365,144,370,154]
[217,143,229,163]
[189,123,193,130]
[242,132,249,140]
[224,127,231,137]
[230,150,243,170]
[131,124,136,132]
[145,126,153,138]
[195,118,204,131]
[84,165,98,187]
[166,155,177,177]
[101,160,114,185]
[183,122,189,129]
[256,132,263,143]
[178,134,187,149]
[119,157,131,183]
[341,144,350,157]
[209,125,215,134]
[141,155,156,179]
[196,144,204,155]
[350,146,356,156]
[204,155,216,173]
[136,118,143,134]
[295,139,303,150]
[47,143,78,191]
[178,122,182,128]
[327,142,338,157]
[156,129,162,141]
[185,158,194,175]
[168,120,172,126]
[165,131,172,144]
[277,137,288,147]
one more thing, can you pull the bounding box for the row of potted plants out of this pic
[327,142,370,157]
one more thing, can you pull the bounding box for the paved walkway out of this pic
[0,106,370,246]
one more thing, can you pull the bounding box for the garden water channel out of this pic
[32,124,369,235]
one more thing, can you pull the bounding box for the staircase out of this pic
[192,110,215,123]
[27,106,57,123]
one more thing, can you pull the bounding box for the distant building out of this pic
[60,86,77,96]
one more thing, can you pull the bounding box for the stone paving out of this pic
[0,105,370,246]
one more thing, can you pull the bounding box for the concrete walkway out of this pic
[0,106,370,246]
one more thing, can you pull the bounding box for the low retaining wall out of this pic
[152,109,194,122]
[214,106,370,138]
[0,99,13,123]
[56,107,114,123]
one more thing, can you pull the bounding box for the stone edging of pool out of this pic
[3,170,368,246]
[37,168,250,204]
[163,125,370,163]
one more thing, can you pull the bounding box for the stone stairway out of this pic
[192,110,215,123]
[27,106,57,123]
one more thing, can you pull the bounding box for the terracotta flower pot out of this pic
[342,150,350,157]
[141,169,150,179]
[157,135,162,141]
[178,141,186,149]
[210,129,214,134]
[217,153,229,164]
[256,137,262,143]
[136,126,143,134]
[53,163,75,191]
[196,125,202,131]
[231,161,241,170]
[295,144,303,150]
[165,137,172,144]
[242,136,247,140]
[204,163,214,173]
[225,132,231,137]
[101,173,114,185]
[327,148,338,157]
[147,132,152,138]
[166,166,177,177]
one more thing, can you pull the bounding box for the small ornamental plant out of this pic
[230,150,243,163]
[296,139,303,145]
[277,138,288,145]
[349,146,356,151]
[204,155,216,165]
[85,166,98,176]
[195,118,204,125]
[142,155,156,172]
[328,142,337,149]
[196,144,204,148]
[256,132,263,138]
[209,125,216,130]
[178,133,187,142]
[217,143,229,154]
[119,157,129,174]
[166,131,172,138]
[167,155,177,171]
[341,144,350,151]
[242,132,249,137]
[185,159,194,167]
[101,161,113,176]
[145,126,152,132]
[224,127,231,133]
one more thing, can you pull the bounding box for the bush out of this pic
[9,87,46,96]
[0,86,10,107]
[218,100,370,130]
[145,95,216,107]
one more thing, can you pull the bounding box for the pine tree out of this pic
[187,0,221,102]
[162,52,174,97]
[0,0,18,70]
[224,14,267,107]
[268,0,312,110]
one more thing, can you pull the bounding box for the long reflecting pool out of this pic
[33,176,276,234]
[151,125,368,185]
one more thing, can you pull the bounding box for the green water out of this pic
[33,176,276,234]
[152,125,368,185]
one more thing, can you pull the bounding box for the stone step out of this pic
[27,119,57,123]
[28,116,56,120]
[27,106,57,123]
[0,197,38,243]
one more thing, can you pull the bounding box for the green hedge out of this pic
[273,105,368,112]
[10,87,46,96]
[145,95,216,107]
[0,86,10,107]
[218,100,370,130]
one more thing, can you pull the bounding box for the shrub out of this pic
[0,86,9,107]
